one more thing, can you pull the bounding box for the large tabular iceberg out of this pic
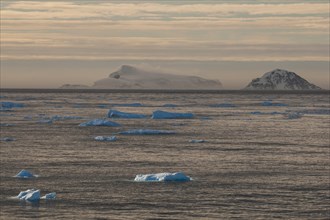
[17,189,40,202]
[14,169,37,178]
[79,119,121,127]
[134,172,192,182]
[119,129,176,135]
[107,109,147,119]
[152,110,194,119]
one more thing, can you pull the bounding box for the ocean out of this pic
[0,90,329,219]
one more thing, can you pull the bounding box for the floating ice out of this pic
[210,103,236,108]
[51,115,83,121]
[0,102,24,109]
[0,123,14,127]
[163,104,177,108]
[38,119,53,124]
[107,109,147,119]
[94,136,117,141]
[152,110,194,119]
[112,103,143,107]
[285,112,303,119]
[79,119,121,127]
[261,101,287,107]
[15,169,36,178]
[0,137,15,141]
[298,109,330,115]
[190,139,205,143]
[98,104,109,108]
[250,111,282,115]
[41,192,56,200]
[17,189,40,202]
[134,172,192,182]
[119,129,176,135]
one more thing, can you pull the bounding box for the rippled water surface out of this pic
[0,91,329,219]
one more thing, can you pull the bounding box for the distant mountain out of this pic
[244,69,321,90]
[93,65,222,89]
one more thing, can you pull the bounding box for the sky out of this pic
[1,0,329,89]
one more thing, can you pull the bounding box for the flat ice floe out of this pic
[94,136,117,141]
[0,102,24,109]
[261,101,288,107]
[79,119,121,127]
[119,129,176,135]
[107,109,147,118]
[134,172,192,182]
[189,139,205,143]
[152,110,194,119]
[14,169,37,178]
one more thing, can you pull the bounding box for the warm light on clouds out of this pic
[1,0,329,88]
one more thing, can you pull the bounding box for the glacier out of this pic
[134,172,192,182]
[152,110,194,119]
[107,109,147,119]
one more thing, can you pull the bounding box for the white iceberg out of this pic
[119,129,176,135]
[152,110,194,119]
[134,172,192,182]
[14,169,37,178]
[41,192,56,200]
[107,110,147,119]
[17,189,40,202]
[79,119,121,127]
[94,136,117,141]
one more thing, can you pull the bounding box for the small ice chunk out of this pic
[152,110,194,119]
[0,137,15,141]
[15,169,36,178]
[94,136,117,141]
[107,109,147,119]
[190,139,205,143]
[0,102,24,109]
[79,119,121,127]
[0,123,14,127]
[134,172,192,182]
[17,189,40,202]
[261,101,287,107]
[163,104,177,108]
[38,119,53,124]
[285,112,303,119]
[113,103,143,107]
[210,103,236,108]
[298,109,330,115]
[119,129,176,135]
[41,192,56,200]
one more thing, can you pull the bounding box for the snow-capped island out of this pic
[244,69,322,90]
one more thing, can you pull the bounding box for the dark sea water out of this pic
[0,90,329,219]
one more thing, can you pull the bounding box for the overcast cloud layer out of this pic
[1,0,329,88]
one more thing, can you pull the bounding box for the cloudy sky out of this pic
[1,0,329,89]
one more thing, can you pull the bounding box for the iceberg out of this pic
[79,119,121,127]
[285,112,303,119]
[152,110,194,119]
[210,103,236,108]
[250,111,282,115]
[0,102,24,109]
[189,139,205,143]
[261,101,288,107]
[298,109,330,115]
[119,129,176,135]
[41,192,56,200]
[112,103,143,107]
[0,123,14,127]
[163,104,177,108]
[17,189,40,202]
[15,169,36,178]
[0,137,15,141]
[38,119,53,124]
[94,136,117,141]
[134,172,192,182]
[107,109,147,119]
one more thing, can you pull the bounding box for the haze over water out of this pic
[0,91,329,219]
